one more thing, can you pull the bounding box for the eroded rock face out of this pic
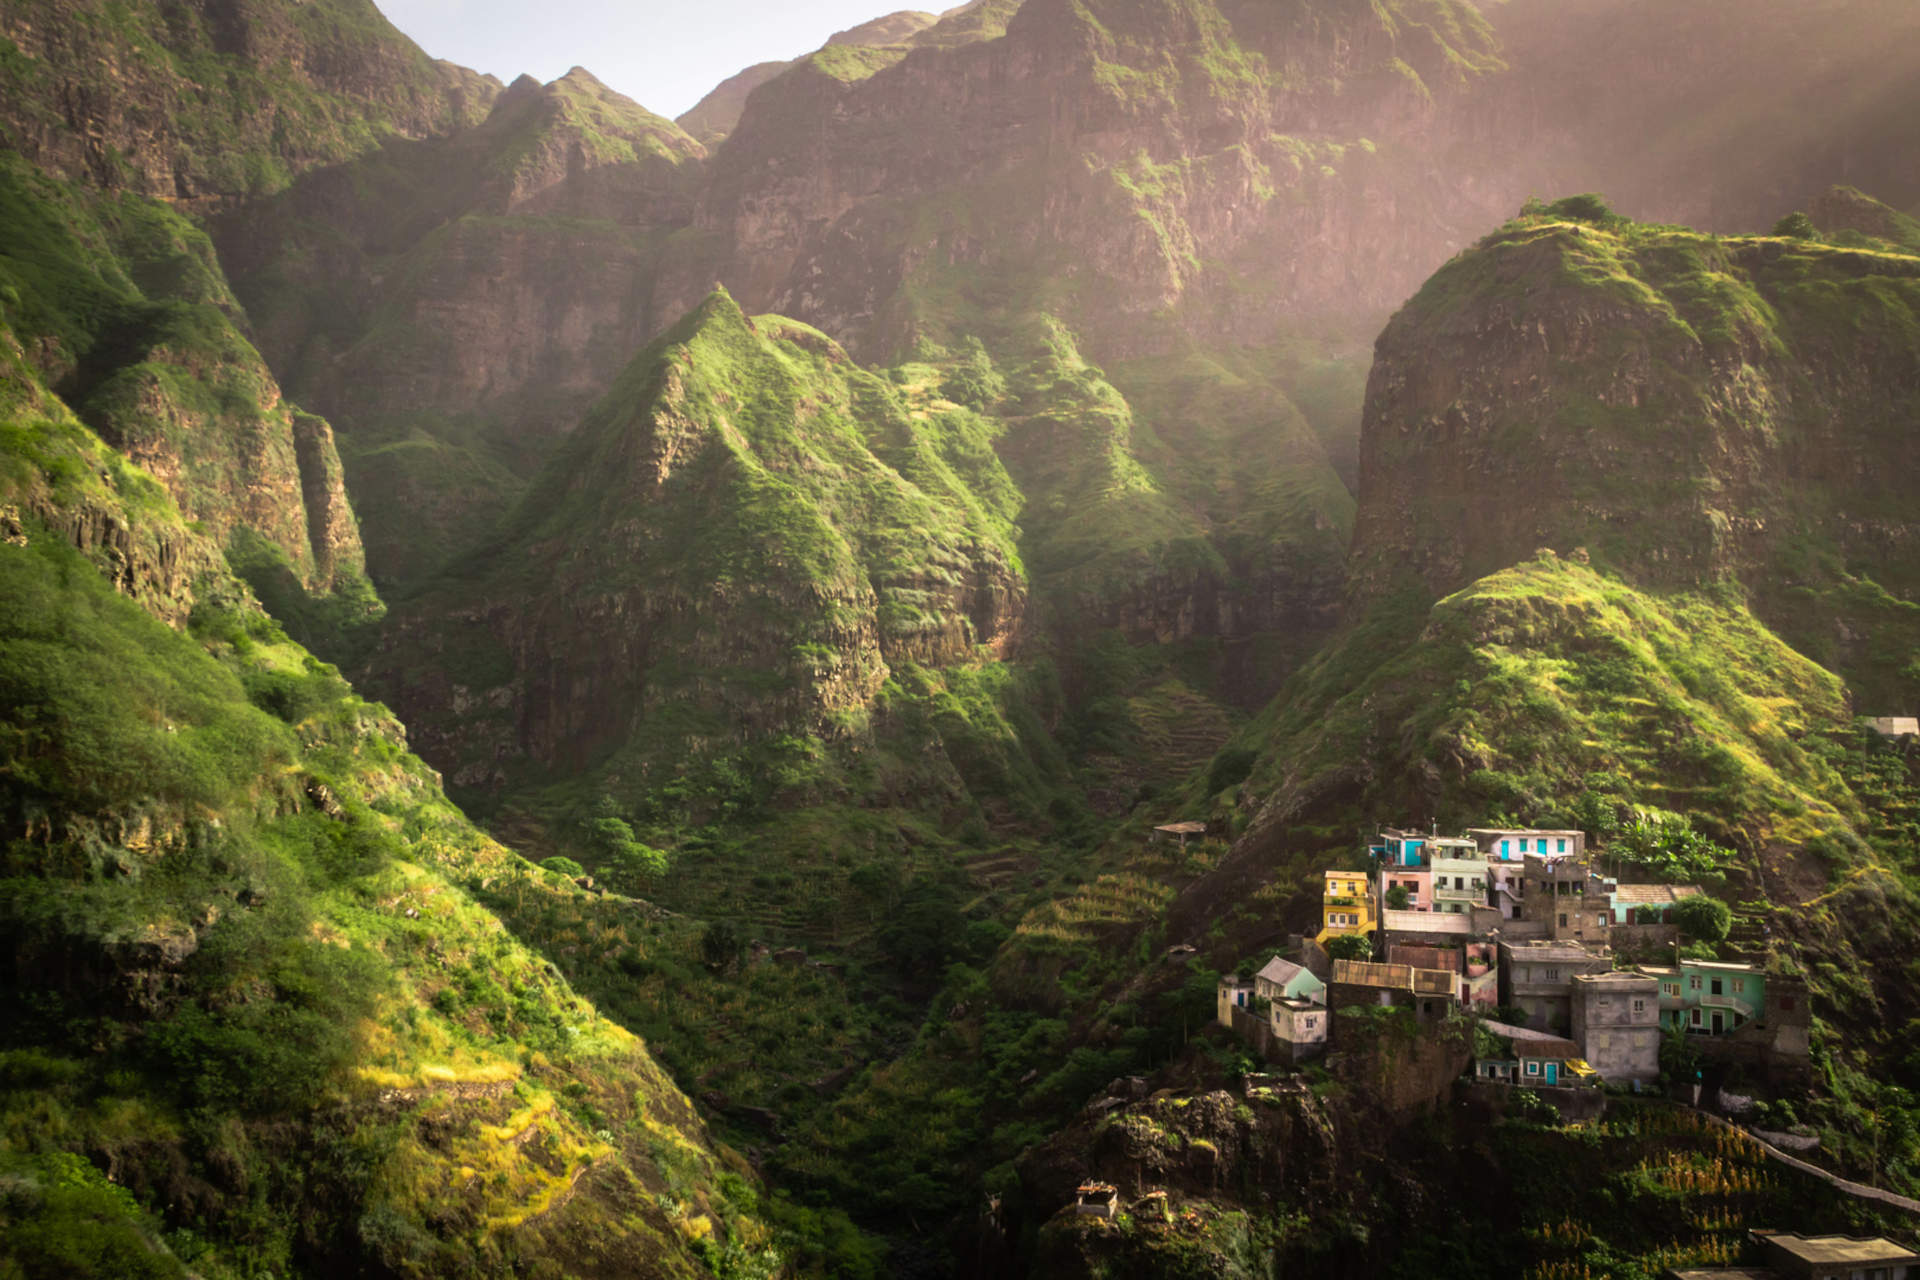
[1349,210,1920,610]
[0,0,497,206]
[369,294,1028,795]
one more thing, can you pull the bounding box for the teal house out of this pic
[1640,960,1765,1035]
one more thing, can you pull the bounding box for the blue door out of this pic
[1544,1062,1558,1086]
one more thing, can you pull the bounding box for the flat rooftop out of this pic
[1572,971,1656,986]
[1502,940,1609,961]
[1764,1232,1920,1264]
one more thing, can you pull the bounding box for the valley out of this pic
[1,0,1918,1275]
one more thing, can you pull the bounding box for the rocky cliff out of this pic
[0,0,497,205]
[370,290,1027,797]
[1348,193,1920,706]
[0,298,779,1276]
[214,65,707,586]
[0,152,374,624]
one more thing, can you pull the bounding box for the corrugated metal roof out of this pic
[1255,956,1309,987]
[1611,883,1704,905]
[1381,909,1470,933]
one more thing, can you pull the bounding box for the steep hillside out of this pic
[0,318,778,1278]
[0,0,497,203]
[0,152,376,641]
[369,290,1026,803]
[1350,193,1920,709]
[217,67,707,587]
[676,0,1509,363]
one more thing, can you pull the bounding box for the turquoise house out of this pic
[1641,960,1765,1035]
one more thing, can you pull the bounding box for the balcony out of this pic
[1697,992,1755,1018]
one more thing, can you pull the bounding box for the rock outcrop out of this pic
[1347,196,1920,703]
[371,291,1027,794]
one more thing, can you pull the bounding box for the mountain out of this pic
[0,10,804,1274]
[1349,192,1920,709]
[5,0,1920,1274]
[0,0,498,204]
[0,302,777,1278]
[369,289,1026,798]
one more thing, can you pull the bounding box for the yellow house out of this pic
[1318,870,1375,943]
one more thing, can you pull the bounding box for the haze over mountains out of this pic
[1,0,1918,1275]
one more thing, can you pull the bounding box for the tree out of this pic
[1772,211,1819,239]
[583,796,669,882]
[1325,933,1373,962]
[1673,894,1732,943]
[1385,885,1411,910]
[701,920,746,973]
[541,856,585,878]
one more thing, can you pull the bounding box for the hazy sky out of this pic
[377,0,915,119]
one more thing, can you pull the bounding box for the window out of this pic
[1690,1008,1702,1026]
[1526,1061,1540,1075]
[1557,838,1567,852]
[1305,1016,1317,1029]
[1689,976,1702,991]
[1710,979,1723,996]
[1733,979,1745,994]
[1632,999,1646,1014]
[1544,967,1560,981]
[1559,914,1569,927]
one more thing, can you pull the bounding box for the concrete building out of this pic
[1488,858,1526,918]
[1430,855,1488,915]
[1756,1231,1918,1279]
[1644,960,1766,1036]
[1269,998,1329,1062]
[1319,869,1374,942]
[1253,955,1326,1006]
[1525,853,1612,943]
[1571,971,1660,1084]
[1329,958,1458,1025]
[1607,882,1703,925]
[1469,828,1585,861]
[1516,1036,1585,1088]
[1381,864,1433,912]
[1499,939,1613,1033]
[1216,974,1254,1027]
[1867,716,1919,739]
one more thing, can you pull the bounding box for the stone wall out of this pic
[1455,1079,1609,1125]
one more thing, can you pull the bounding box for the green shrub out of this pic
[1772,211,1819,239]
[1672,894,1732,943]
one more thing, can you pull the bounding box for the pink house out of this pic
[1380,866,1433,912]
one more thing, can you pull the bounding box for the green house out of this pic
[1640,960,1765,1035]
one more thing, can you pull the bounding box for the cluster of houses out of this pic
[1216,826,1810,1090]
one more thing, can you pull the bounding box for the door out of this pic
[1711,1011,1725,1034]
[1544,1062,1558,1086]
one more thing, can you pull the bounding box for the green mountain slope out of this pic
[0,152,378,645]
[0,319,777,1277]
[371,289,1028,808]
[1351,192,1920,711]
[218,67,708,589]
[0,0,497,203]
